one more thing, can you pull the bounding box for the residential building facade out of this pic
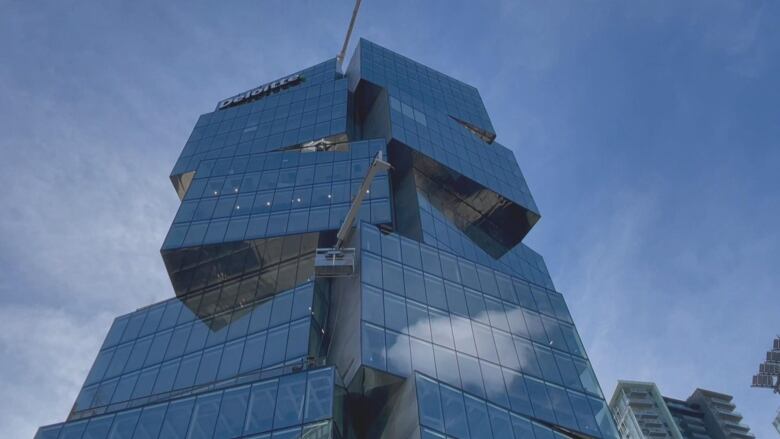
[610,381,753,439]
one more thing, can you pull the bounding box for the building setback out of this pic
[36,39,620,439]
[610,381,753,439]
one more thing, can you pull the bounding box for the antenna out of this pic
[336,0,363,69]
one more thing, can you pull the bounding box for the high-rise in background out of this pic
[610,381,754,439]
[36,39,620,439]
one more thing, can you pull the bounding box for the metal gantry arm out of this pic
[335,150,391,249]
[314,150,391,278]
[336,0,363,69]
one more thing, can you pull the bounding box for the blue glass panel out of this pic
[245,380,278,435]
[568,391,599,437]
[362,285,384,325]
[248,300,272,334]
[153,360,179,395]
[493,331,520,370]
[403,267,426,303]
[59,420,88,439]
[416,374,444,432]
[547,384,578,431]
[286,319,310,359]
[464,394,491,439]
[410,337,436,377]
[186,393,222,439]
[525,376,556,424]
[173,353,200,390]
[111,372,139,404]
[433,345,460,388]
[509,413,534,439]
[263,326,289,367]
[121,313,146,343]
[273,373,306,429]
[532,422,556,439]
[554,353,583,392]
[406,301,431,342]
[217,338,245,380]
[107,409,141,439]
[589,396,620,439]
[239,332,267,374]
[450,315,476,357]
[456,353,484,398]
[105,343,133,379]
[184,323,208,354]
[444,282,468,317]
[502,368,533,417]
[139,305,165,337]
[384,292,407,333]
[383,330,411,377]
[362,322,386,370]
[514,338,541,378]
[125,337,153,373]
[85,350,113,385]
[83,415,114,439]
[271,427,302,439]
[213,385,250,439]
[144,330,172,367]
[535,347,562,385]
[487,404,513,439]
[304,368,334,423]
[131,403,167,439]
[472,323,499,364]
[480,360,509,409]
[291,286,313,320]
[131,367,157,399]
[440,384,469,439]
[382,259,405,296]
[270,291,294,327]
[159,397,195,439]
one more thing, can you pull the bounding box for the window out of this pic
[384,293,408,333]
[273,373,306,429]
[416,375,444,432]
[263,326,289,367]
[464,394,491,439]
[304,369,334,422]
[440,385,469,438]
[362,285,384,325]
[132,403,167,439]
[525,376,556,423]
[386,330,412,376]
[245,380,278,435]
[433,346,460,388]
[82,415,113,439]
[239,332,267,374]
[187,393,222,439]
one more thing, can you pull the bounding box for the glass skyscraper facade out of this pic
[36,39,619,439]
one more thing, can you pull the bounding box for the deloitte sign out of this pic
[217,74,303,110]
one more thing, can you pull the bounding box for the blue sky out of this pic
[1,1,778,437]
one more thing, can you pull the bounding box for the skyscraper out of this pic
[36,39,618,439]
[610,381,754,439]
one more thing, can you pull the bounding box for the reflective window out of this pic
[464,394,491,439]
[304,369,333,423]
[416,375,444,432]
[440,385,469,438]
[187,393,222,439]
[245,380,278,434]
[273,373,306,429]
[132,404,167,439]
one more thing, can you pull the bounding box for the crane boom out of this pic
[336,0,363,68]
